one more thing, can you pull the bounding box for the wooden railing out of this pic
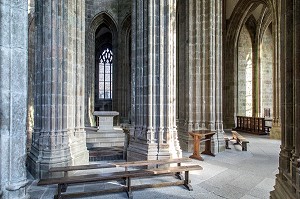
[233,116,267,135]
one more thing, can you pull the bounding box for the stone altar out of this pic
[94,111,119,131]
[86,111,125,149]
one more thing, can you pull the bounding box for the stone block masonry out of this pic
[27,0,89,179]
[0,1,29,199]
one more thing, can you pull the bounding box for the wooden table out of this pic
[189,130,216,161]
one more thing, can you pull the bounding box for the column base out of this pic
[178,130,194,152]
[27,145,73,179]
[270,173,298,199]
[27,130,89,178]
[127,141,161,161]
[1,185,30,199]
[270,126,281,140]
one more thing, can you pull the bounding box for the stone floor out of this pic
[27,132,280,199]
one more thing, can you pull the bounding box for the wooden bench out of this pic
[38,158,202,199]
[231,131,249,151]
[48,157,192,177]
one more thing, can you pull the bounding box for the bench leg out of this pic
[54,184,64,199]
[175,163,184,180]
[61,184,68,192]
[242,143,248,151]
[126,177,133,199]
[225,139,231,149]
[183,171,193,191]
[233,138,239,145]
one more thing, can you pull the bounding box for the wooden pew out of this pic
[231,131,249,151]
[38,158,202,199]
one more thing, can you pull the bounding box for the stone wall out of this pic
[260,28,273,117]
[237,26,253,117]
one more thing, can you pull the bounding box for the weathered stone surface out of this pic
[0,1,29,199]
[127,0,182,161]
[27,0,89,179]
[176,0,224,153]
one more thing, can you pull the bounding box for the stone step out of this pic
[87,142,124,149]
[88,147,124,161]
[86,137,125,143]
[86,132,125,139]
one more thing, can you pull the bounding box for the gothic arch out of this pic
[85,12,118,126]
[223,0,276,128]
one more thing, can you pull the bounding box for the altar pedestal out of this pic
[86,111,125,149]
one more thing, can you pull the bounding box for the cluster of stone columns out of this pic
[270,0,281,139]
[176,0,224,153]
[127,0,182,161]
[271,0,300,198]
[27,0,89,178]
[0,1,29,199]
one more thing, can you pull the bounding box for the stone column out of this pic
[270,1,282,139]
[294,0,300,159]
[177,0,224,153]
[280,0,294,173]
[271,0,299,198]
[27,0,36,151]
[292,0,300,196]
[0,1,29,199]
[127,0,182,161]
[27,0,89,178]
[28,0,35,13]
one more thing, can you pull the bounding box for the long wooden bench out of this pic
[232,131,249,151]
[38,158,202,199]
[49,157,192,177]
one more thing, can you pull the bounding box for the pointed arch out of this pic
[85,12,118,126]
[223,0,276,128]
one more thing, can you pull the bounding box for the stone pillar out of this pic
[0,1,29,199]
[27,0,89,179]
[28,0,35,13]
[252,24,260,118]
[270,2,282,139]
[271,0,300,198]
[292,0,300,197]
[177,0,224,153]
[27,0,36,152]
[280,0,294,174]
[294,0,300,160]
[127,0,182,161]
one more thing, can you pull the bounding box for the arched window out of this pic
[99,48,113,99]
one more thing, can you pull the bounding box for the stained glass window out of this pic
[99,48,113,99]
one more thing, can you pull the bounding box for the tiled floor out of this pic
[27,132,280,199]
